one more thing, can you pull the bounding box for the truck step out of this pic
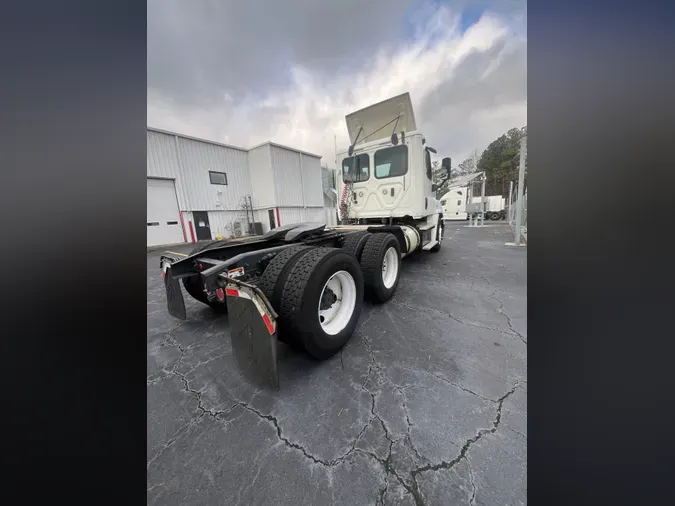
[417,223,436,231]
[422,240,438,251]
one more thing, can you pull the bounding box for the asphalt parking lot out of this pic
[147,220,527,505]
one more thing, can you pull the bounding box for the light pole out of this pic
[513,130,527,245]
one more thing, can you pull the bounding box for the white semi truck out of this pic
[441,186,506,221]
[158,92,451,388]
[440,186,470,220]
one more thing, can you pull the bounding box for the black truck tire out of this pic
[257,245,314,345]
[182,241,228,311]
[278,248,364,360]
[360,233,402,303]
[430,221,443,252]
[340,230,372,260]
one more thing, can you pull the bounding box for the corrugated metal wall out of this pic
[248,145,276,208]
[177,136,251,211]
[271,146,303,207]
[300,153,323,207]
[304,207,327,223]
[278,207,324,225]
[207,210,247,239]
[270,145,324,208]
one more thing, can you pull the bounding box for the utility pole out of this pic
[508,181,514,222]
[513,135,527,244]
[480,172,486,226]
[247,194,254,234]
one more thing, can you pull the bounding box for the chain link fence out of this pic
[508,188,527,240]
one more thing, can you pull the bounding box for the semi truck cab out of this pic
[337,93,446,223]
[441,186,469,220]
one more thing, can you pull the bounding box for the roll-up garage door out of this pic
[147,178,184,247]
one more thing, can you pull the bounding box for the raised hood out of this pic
[345,92,417,145]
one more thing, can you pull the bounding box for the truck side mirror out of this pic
[441,157,451,177]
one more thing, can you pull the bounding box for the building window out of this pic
[375,145,408,179]
[209,171,228,185]
[457,200,462,206]
[440,200,446,205]
[342,154,370,183]
[457,191,462,196]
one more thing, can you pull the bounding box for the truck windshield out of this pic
[375,145,408,179]
[342,154,370,183]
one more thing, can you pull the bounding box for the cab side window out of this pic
[425,150,432,180]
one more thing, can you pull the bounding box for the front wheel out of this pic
[360,233,402,303]
[430,221,443,252]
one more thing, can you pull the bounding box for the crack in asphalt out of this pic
[147,482,165,493]
[176,347,230,376]
[146,414,204,469]
[467,460,477,505]
[396,364,494,404]
[378,376,427,464]
[150,338,516,502]
[405,383,520,506]
[481,275,527,345]
[236,401,373,467]
[359,310,437,473]
[356,329,433,505]
[390,300,520,339]
[505,426,527,440]
[153,334,379,470]
[377,472,389,505]
[146,400,241,470]
[147,329,229,386]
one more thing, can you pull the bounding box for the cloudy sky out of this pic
[148,0,526,168]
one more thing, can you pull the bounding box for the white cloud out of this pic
[148,3,526,167]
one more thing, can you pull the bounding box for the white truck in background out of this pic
[440,186,469,220]
[475,195,506,220]
[441,187,506,221]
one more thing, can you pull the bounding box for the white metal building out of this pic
[147,127,326,247]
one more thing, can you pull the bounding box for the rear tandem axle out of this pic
[160,220,443,388]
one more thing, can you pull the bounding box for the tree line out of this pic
[433,126,527,198]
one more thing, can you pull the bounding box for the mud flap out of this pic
[226,284,279,390]
[164,267,187,320]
